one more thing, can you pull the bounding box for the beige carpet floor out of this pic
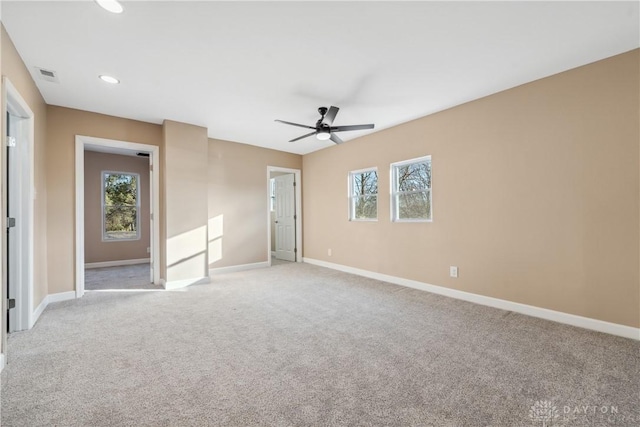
[1,262,638,426]
[85,264,163,291]
[271,256,293,266]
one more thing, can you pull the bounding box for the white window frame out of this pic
[348,167,378,221]
[101,170,141,241]
[390,155,432,222]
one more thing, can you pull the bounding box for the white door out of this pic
[148,155,154,283]
[6,112,18,332]
[274,174,296,262]
[6,111,31,332]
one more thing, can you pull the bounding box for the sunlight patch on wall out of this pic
[167,225,207,281]
[208,214,223,265]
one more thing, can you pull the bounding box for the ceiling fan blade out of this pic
[323,106,339,125]
[329,133,344,144]
[289,131,317,142]
[331,124,375,132]
[275,119,315,130]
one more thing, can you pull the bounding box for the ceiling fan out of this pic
[275,106,374,144]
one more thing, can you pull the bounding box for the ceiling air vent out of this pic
[35,67,59,83]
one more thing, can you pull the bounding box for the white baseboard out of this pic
[209,261,269,275]
[303,257,640,341]
[85,258,150,269]
[48,291,77,304]
[163,276,210,290]
[32,295,49,327]
[30,291,77,328]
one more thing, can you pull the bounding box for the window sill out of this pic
[102,237,142,242]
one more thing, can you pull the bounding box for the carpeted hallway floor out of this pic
[1,262,639,426]
[85,264,163,291]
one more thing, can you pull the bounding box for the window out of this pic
[102,171,140,241]
[349,168,378,220]
[391,156,432,221]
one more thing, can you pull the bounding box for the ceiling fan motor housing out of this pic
[316,127,331,140]
[275,105,374,144]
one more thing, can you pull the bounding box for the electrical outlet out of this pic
[147,247,151,253]
[450,266,458,278]
[328,248,332,257]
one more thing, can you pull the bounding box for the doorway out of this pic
[83,150,159,291]
[75,136,161,296]
[267,167,302,266]
[3,78,35,334]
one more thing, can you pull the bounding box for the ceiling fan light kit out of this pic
[316,130,331,140]
[95,0,124,14]
[276,106,374,145]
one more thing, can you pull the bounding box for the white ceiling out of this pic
[2,1,638,155]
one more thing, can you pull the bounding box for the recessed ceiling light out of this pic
[95,0,123,14]
[99,75,120,84]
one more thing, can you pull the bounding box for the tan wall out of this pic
[47,106,162,293]
[1,25,48,314]
[303,49,640,328]
[84,151,150,264]
[208,139,302,268]
[163,120,209,283]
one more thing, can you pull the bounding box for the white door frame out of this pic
[266,166,302,266]
[75,135,161,297]
[2,78,35,332]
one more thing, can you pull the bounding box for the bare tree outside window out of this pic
[392,156,431,221]
[103,172,140,240]
[349,169,378,220]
